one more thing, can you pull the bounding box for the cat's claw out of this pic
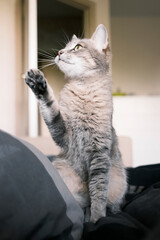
[25,69,47,97]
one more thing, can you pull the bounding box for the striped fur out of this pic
[25,25,127,223]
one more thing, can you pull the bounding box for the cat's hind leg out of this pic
[107,164,127,214]
[107,128,127,214]
[53,159,89,209]
[89,151,111,223]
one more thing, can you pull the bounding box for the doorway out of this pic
[38,0,84,136]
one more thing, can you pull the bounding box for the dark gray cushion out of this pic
[0,130,84,240]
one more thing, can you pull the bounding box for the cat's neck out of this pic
[67,71,111,92]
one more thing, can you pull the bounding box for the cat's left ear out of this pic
[71,34,78,41]
[91,24,109,52]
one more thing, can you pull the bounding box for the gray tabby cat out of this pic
[25,24,127,223]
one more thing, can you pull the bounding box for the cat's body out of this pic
[25,24,127,223]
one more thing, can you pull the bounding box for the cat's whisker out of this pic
[51,49,59,56]
[39,49,53,56]
[57,41,65,48]
[38,52,53,59]
[59,35,71,46]
[38,49,56,63]
[39,62,55,70]
[38,61,53,64]
[61,30,70,45]
[79,29,84,39]
[38,58,54,62]
[51,48,59,52]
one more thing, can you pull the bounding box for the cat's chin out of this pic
[55,60,81,79]
[55,55,95,79]
[59,68,92,80]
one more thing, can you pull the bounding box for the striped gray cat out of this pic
[25,24,127,223]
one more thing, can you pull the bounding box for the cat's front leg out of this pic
[89,151,111,223]
[25,69,67,148]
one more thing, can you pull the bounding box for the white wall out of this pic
[113,96,160,167]
[111,6,160,166]
[111,16,160,95]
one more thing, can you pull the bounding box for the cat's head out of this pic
[55,24,111,79]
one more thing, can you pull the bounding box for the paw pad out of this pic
[25,69,47,96]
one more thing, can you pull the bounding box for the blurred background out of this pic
[0,0,160,167]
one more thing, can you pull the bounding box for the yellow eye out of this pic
[74,44,82,51]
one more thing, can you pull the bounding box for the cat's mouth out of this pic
[55,55,74,65]
[60,59,72,64]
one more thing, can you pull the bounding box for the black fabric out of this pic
[1,129,160,240]
[83,213,148,240]
[127,164,160,186]
[83,164,160,240]
[0,130,73,240]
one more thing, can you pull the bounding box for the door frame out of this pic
[58,0,96,37]
[23,0,38,137]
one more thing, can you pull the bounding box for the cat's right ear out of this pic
[91,24,109,53]
[71,34,78,41]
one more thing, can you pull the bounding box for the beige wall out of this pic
[0,0,26,135]
[111,16,160,95]
[0,0,16,134]
[91,0,111,39]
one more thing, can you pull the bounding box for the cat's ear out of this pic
[91,24,109,52]
[71,34,78,41]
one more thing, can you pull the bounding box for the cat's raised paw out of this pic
[25,69,47,97]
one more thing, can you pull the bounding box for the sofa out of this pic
[0,130,160,240]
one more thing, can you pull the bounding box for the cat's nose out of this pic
[58,50,64,56]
